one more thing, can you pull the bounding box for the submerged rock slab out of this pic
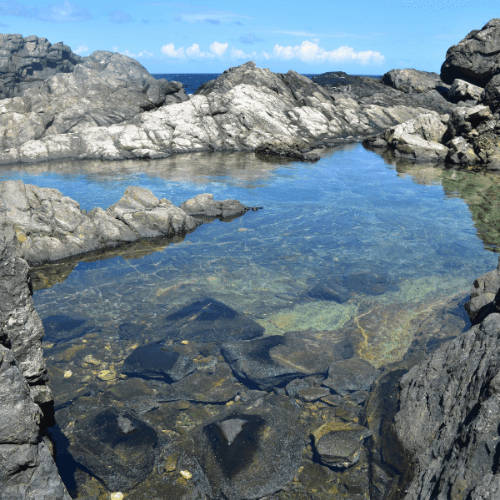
[41,314,98,344]
[69,407,157,492]
[323,358,380,396]
[162,297,265,343]
[167,394,305,499]
[123,342,196,382]
[222,330,352,390]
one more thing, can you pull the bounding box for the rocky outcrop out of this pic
[441,18,500,87]
[381,68,449,95]
[255,137,320,161]
[0,58,458,165]
[0,218,70,499]
[0,180,253,264]
[0,34,82,99]
[391,256,500,499]
[363,19,500,169]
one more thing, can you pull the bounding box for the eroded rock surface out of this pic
[0,34,82,99]
[0,181,254,264]
[0,219,70,498]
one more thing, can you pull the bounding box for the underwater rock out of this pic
[314,428,372,469]
[69,407,157,491]
[158,361,240,403]
[222,330,351,390]
[162,297,265,343]
[308,271,398,302]
[118,322,146,341]
[169,394,305,499]
[41,314,98,344]
[323,358,380,396]
[123,342,196,383]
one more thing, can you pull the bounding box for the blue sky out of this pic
[0,0,498,75]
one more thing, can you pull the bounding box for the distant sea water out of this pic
[153,73,383,94]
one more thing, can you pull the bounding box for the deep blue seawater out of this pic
[153,73,383,94]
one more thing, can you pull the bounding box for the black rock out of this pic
[307,279,351,303]
[123,341,196,382]
[118,322,146,341]
[161,297,264,343]
[69,407,157,491]
[323,358,380,396]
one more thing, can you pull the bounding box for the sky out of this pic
[0,0,498,75]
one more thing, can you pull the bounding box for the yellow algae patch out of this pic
[256,301,358,336]
[312,420,366,442]
[98,368,117,381]
[164,453,179,472]
[58,344,86,362]
[14,227,26,243]
[83,355,101,366]
[63,370,73,378]
[44,343,54,349]
[179,470,192,480]
[181,340,189,345]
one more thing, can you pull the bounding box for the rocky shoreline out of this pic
[2,16,500,500]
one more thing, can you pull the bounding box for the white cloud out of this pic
[186,44,206,57]
[161,43,185,58]
[32,0,93,22]
[209,41,228,56]
[231,47,258,60]
[272,41,384,64]
[74,43,88,54]
[138,50,154,58]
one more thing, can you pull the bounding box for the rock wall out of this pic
[0,34,82,99]
[394,256,500,499]
[0,217,70,499]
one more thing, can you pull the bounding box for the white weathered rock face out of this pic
[0,61,448,165]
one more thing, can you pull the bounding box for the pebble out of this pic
[180,470,192,480]
[63,370,72,378]
[110,493,124,500]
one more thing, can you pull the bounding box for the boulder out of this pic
[394,312,500,500]
[448,79,484,103]
[482,73,500,111]
[0,34,82,99]
[161,297,265,343]
[68,407,157,491]
[323,358,380,396]
[465,258,500,323]
[441,18,500,87]
[445,135,479,164]
[179,193,248,218]
[381,68,447,94]
[255,137,320,162]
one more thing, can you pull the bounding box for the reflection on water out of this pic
[3,144,500,498]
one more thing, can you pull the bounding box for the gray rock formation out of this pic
[0,219,70,499]
[441,18,500,87]
[179,193,249,219]
[0,34,82,99]
[255,137,320,162]
[381,68,448,94]
[0,181,253,264]
[394,312,500,500]
[363,19,500,169]
[0,59,457,165]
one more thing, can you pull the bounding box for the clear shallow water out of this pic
[2,144,499,497]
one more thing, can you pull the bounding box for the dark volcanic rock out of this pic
[0,34,82,99]
[465,257,500,324]
[314,428,372,469]
[308,271,398,302]
[394,312,500,500]
[323,358,380,396]
[222,330,352,390]
[255,138,320,162]
[162,297,265,343]
[158,360,240,403]
[69,407,157,491]
[123,342,196,382]
[166,394,305,499]
[441,18,500,87]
